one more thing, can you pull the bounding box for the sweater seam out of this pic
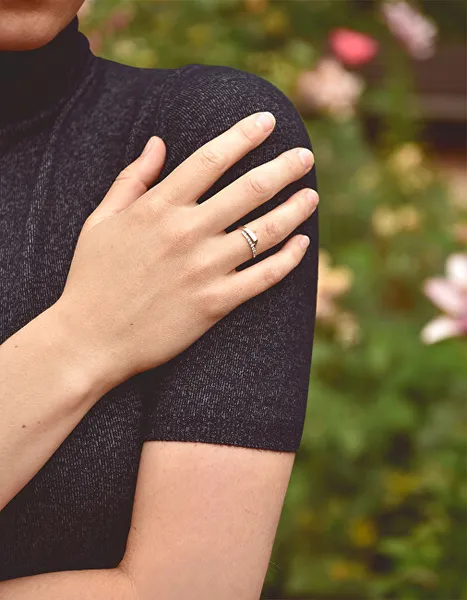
[21,57,100,289]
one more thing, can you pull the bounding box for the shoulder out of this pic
[162,63,293,108]
[157,63,307,140]
[96,59,305,155]
[145,63,313,178]
[99,59,313,178]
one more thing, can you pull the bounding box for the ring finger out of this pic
[212,186,319,272]
[197,146,315,233]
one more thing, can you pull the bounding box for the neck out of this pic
[0,16,94,126]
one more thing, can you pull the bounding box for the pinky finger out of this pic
[226,234,310,307]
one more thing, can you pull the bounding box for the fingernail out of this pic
[141,136,155,156]
[306,189,319,208]
[300,235,310,249]
[298,148,313,168]
[255,112,276,132]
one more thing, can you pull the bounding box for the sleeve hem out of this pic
[142,412,305,453]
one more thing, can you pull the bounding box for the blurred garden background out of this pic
[78,1,466,598]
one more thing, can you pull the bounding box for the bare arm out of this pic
[0,443,292,599]
[0,304,108,511]
[120,442,294,600]
[0,566,133,599]
[0,441,293,599]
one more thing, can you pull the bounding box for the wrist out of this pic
[41,299,122,404]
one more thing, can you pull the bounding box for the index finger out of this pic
[152,111,276,206]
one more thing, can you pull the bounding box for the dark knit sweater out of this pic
[0,16,318,581]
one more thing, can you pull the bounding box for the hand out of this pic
[55,111,318,390]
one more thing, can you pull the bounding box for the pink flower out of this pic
[329,28,379,67]
[88,32,102,54]
[382,1,437,60]
[421,253,467,344]
[104,8,133,34]
[296,58,364,120]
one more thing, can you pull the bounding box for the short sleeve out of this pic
[136,64,318,452]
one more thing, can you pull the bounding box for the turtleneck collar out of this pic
[0,16,94,126]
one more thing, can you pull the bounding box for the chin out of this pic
[0,26,59,51]
[0,3,81,51]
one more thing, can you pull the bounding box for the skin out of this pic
[0,1,85,50]
[0,4,319,598]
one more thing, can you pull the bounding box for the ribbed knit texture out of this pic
[0,16,318,581]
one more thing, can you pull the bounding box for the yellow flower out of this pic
[372,205,399,237]
[372,204,422,237]
[297,509,316,531]
[113,39,138,61]
[349,517,377,548]
[329,561,351,581]
[187,24,212,47]
[387,143,433,193]
[317,250,353,319]
[263,8,290,37]
[445,166,467,210]
[354,164,380,192]
[398,205,422,231]
[389,142,423,172]
[329,560,366,581]
[335,311,361,347]
[317,251,360,345]
[384,470,422,506]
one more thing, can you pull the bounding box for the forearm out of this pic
[0,302,113,511]
[0,566,134,599]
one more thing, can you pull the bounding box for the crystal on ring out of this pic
[242,226,258,245]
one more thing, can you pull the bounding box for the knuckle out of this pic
[235,122,257,144]
[283,150,303,176]
[167,221,197,247]
[202,286,229,321]
[263,263,283,287]
[247,172,270,197]
[158,183,181,208]
[192,251,215,277]
[264,218,281,240]
[115,166,134,183]
[81,215,94,234]
[198,145,226,172]
[140,196,162,220]
[115,167,146,194]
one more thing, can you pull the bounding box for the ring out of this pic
[238,225,258,259]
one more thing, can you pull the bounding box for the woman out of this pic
[0,2,318,598]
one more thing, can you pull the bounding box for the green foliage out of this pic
[82,1,466,597]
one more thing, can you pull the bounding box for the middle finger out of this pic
[152,111,277,206]
[197,146,314,233]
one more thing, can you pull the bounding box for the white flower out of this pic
[382,1,437,60]
[421,254,467,344]
[296,58,364,120]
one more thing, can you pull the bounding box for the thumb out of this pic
[84,135,166,231]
